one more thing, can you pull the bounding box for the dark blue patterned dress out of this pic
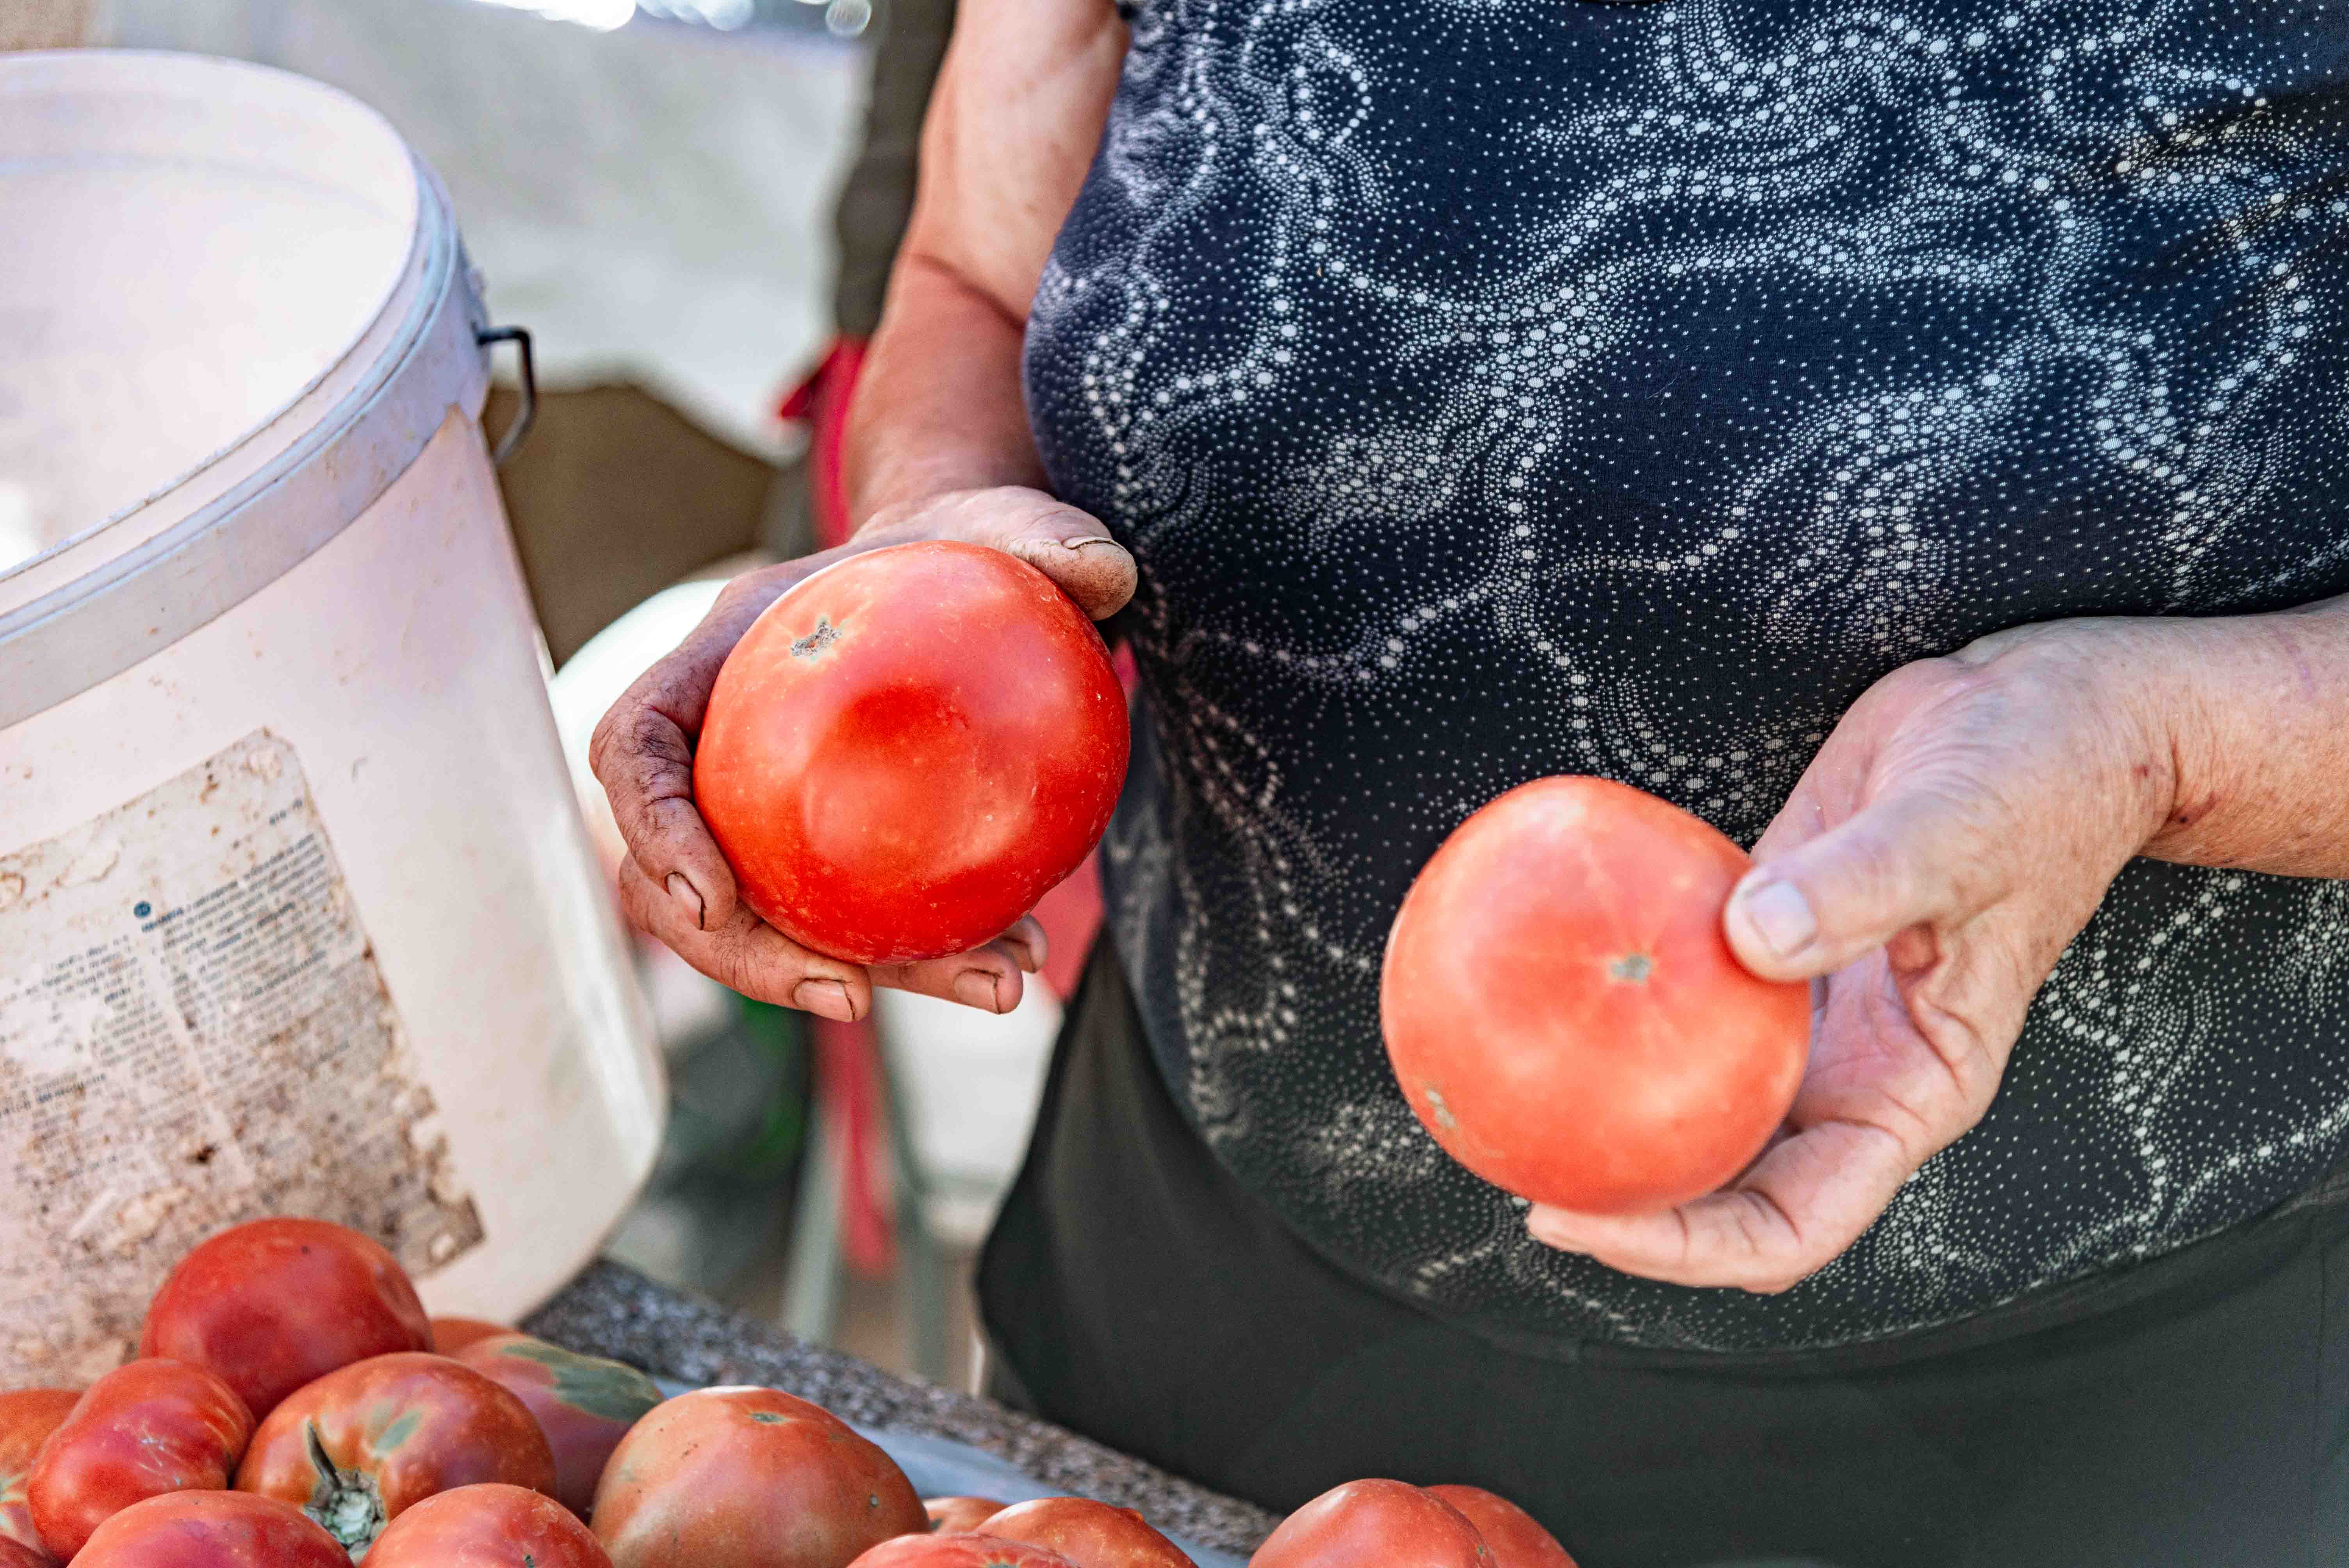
[1023,0,2349,1353]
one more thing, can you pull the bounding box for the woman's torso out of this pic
[1023,0,2349,1352]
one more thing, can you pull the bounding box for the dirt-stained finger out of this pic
[597,487,1126,987]
[857,487,1135,621]
[868,935,1037,1015]
[591,688,738,932]
[996,916,1048,975]
[617,857,873,1019]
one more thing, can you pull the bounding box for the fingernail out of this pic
[955,970,1005,1011]
[665,872,707,931]
[1738,877,1818,959]
[1061,536,1120,550]
[793,979,855,1021]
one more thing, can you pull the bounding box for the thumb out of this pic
[866,487,1137,621]
[1723,788,2004,982]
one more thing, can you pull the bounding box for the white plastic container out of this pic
[0,50,665,1383]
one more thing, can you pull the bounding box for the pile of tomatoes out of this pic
[0,1215,1577,1568]
[0,1218,659,1568]
[907,1482,1578,1568]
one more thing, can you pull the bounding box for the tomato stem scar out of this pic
[301,1421,387,1552]
[791,618,841,658]
[1608,952,1654,983]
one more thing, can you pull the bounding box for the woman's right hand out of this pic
[589,485,1135,1022]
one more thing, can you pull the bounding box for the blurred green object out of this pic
[728,997,813,1180]
[604,992,814,1303]
[652,993,809,1183]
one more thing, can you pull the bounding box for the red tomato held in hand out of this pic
[591,1386,924,1568]
[363,1484,612,1568]
[452,1334,662,1518]
[1421,1488,1575,1568]
[235,1352,556,1555]
[848,1537,1077,1568]
[1381,777,1810,1215]
[978,1497,1194,1568]
[695,540,1130,965]
[71,1492,345,1568]
[28,1359,253,1559]
[1248,1480,1490,1568]
[0,1390,80,1558]
[430,1320,514,1357]
[926,1499,1007,1533]
[141,1219,431,1421]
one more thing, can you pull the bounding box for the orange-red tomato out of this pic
[591,1386,923,1568]
[71,1492,345,1568]
[1381,777,1810,1215]
[235,1352,556,1555]
[28,1360,253,1559]
[978,1498,1193,1568]
[849,1537,1077,1568]
[1248,1480,1490,1568]
[694,540,1129,965]
[1421,1488,1575,1568]
[141,1219,431,1420]
[429,1319,515,1357]
[0,1391,79,1558]
[452,1334,662,1518]
[926,1499,1007,1533]
[363,1484,611,1568]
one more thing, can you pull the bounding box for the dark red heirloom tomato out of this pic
[694,540,1129,966]
[452,1334,661,1518]
[1248,1480,1490,1568]
[28,1359,253,1559]
[70,1492,345,1568]
[1380,777,1810,1215]
[591,1386,924,1568]
[235,1352,556,1555]
[429,1319,514,1357]
[0,1390,80,1557]
[978,1497,1194,1568]
[926,1498,1007,1534]
[141,1219,431,1420]
[1422,1488,1576,1568]
[848,1537,1077,1568]
[364,1484,611,1568]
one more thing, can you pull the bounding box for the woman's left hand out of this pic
[1524,605,2348,1293]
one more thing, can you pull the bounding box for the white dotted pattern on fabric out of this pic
[1025,0,2349,1351]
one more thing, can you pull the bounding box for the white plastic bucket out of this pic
[0,50,665,1383]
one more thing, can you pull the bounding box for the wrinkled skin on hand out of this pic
[591,487,1134,1025]
[1528,620,2192,1291]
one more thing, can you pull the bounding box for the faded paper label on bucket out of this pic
[0,731,484,1384]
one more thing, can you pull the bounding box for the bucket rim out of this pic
[0,59,493,730]
[0,47,428,593]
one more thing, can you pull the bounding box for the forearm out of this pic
[838,0,1125,528]
[2143,593,2349,877]
[841,254,1046,522]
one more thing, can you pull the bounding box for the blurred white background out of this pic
[93,0,864,456]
